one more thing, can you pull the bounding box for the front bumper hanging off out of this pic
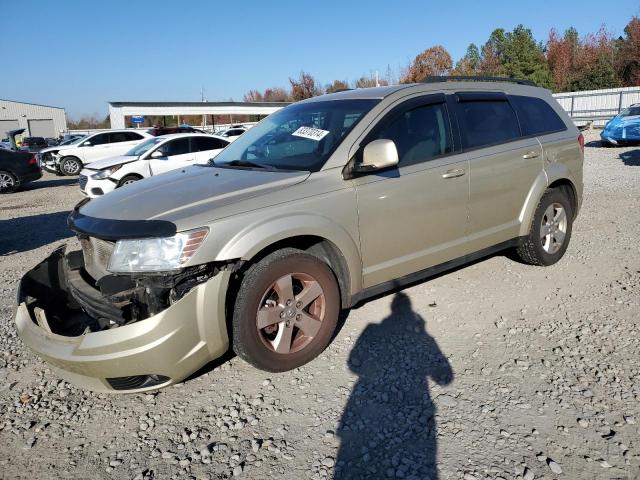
[14,247,231,393]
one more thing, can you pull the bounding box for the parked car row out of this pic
[79,133,230,197]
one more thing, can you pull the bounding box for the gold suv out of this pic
[15,78,583,392]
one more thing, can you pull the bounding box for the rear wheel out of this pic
[118,175,142,187]
[515,188,573,266]
[0,170,17,193]
[60,156,82,176]
[232,248,340,372]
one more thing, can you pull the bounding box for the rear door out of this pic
[455,92,543,250]
[148,137,193,175]
[353,94,470,288]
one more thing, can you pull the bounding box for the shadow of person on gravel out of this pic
[620,149,640,167]
[0,211,72,255]
[335,292,453,480]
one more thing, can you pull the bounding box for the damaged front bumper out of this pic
[15,247,231,393]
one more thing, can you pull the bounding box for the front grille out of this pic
[79,175,88,190]
[105,375,170,391]
[80,237,115,281]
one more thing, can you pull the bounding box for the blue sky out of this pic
[2,0,638,119]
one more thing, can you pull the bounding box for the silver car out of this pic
[15,79,583,392]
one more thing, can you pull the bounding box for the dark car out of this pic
[45,137,59,146]
[19,137,49,152]
[0,149,42,193]
[147,126,206,136]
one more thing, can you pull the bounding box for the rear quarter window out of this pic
[510,95,567,136]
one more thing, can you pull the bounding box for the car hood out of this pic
[79,166,310,228]
[39,144,75,154]
[84,155,139,171]
[605,114,640,129]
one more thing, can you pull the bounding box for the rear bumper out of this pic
[19,169,42,184]
[15,248,231,393]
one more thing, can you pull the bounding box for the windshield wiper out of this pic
[214,159,274,170]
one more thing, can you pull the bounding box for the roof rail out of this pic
[421,76,537,87]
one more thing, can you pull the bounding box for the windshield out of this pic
[213,99,379,171]
[125,137,165,156]
[620,106,640,117]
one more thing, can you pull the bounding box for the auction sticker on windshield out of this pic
[292,126,330,141]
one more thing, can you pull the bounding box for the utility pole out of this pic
[375,70,380,87]
[201,86,207,129]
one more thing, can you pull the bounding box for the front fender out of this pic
[215,213,363,296]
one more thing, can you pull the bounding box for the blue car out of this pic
[601,104,640,146]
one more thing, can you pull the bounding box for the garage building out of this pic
[0,99,67,139]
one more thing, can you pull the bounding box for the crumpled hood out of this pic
[39,144,75,155]
[79,166,310,228]
[83,155,138,171]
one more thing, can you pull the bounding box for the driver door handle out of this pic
[442,168,466,179]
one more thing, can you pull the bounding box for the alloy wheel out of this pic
[256,272,326,354]
[0,172,15,191]
[540,202,567,254]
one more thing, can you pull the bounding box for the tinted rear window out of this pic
[457,100,520,149]
[510,95,566,136]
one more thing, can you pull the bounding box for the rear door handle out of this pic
[523,151,539,159]
[442,168,466,179]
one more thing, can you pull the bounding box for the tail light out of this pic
[27,155,38,165]
[578,133,584,153]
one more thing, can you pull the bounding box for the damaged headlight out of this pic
[108,228,209,273]
[91,165,122,180]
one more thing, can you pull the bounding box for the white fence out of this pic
[553,86,640,127]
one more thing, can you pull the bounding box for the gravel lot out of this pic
[0,131,639,480]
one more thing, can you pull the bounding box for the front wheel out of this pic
[515,188,573,266]
[117,175,141,187]
[60,157,82,176]
[0,170,17,193]
[232,248,340,372]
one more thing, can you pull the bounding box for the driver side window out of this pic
[373,102,453,166]
[88,133,109,146]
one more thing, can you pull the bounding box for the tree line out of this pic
[244,16,640,102]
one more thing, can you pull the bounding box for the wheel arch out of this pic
[216,216,362,309]
[518,167,579,237]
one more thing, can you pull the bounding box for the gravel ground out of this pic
[0,131,639,480]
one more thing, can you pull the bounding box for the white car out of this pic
[216,127,248,141]
[78,133,230,198]
[40,129,152,176]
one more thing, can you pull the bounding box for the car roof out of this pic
[304,80,548,103]
[155,133,229,141]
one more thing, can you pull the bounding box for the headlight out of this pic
[107,228,209,273]
[91,164,122,180]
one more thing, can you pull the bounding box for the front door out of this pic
[353,96,470,288]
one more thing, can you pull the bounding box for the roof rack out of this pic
[421,76,537,87]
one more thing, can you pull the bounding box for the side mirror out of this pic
[150,150,165,159]
[356,139,399,173]
[82,141,92,147]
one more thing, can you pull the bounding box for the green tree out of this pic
[569,55,619,90]
[453,43,481,75]
[498,25,553,87]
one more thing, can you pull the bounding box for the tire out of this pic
[60,156,82,176]
[515,188,573,266]
[232,248,340,372]
[0,170,17,193]
[117,175,142,187]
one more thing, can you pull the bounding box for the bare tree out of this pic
[289,71,323,101]
[401,46,453,83]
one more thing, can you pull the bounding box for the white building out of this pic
[0,99,67,139]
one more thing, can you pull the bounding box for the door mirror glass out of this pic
[150,149,165,159]
[357,139,399,172]
[82,141,92,147]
